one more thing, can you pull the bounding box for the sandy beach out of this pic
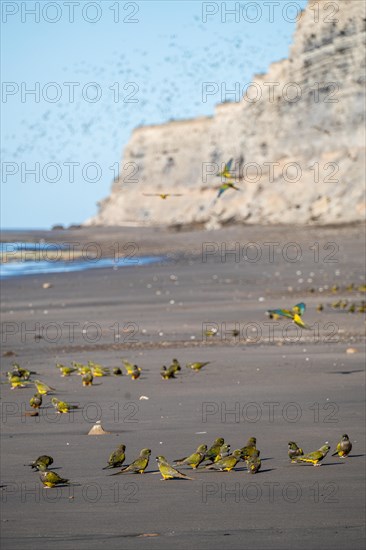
[1,224,365,550]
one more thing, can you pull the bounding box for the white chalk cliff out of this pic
[86,0,366,228]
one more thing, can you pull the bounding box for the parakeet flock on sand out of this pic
[23,434,354,488]
[5,299,326,401]
[5,288,358,490]
[6,355,216,416]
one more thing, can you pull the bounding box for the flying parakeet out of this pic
[216,158,235,179]
[266,302,310,329]
[217,182,240,198]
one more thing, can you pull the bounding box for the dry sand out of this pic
[1,225,365,550]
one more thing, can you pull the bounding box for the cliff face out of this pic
[87,0,366,228]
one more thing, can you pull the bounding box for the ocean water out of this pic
[0,242,165,279]
[0,242,66,252]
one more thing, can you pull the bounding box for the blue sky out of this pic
[1,0,307,229]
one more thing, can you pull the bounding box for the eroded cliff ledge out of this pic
[86,0,366,228]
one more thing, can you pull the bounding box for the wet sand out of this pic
[1,225,365,550]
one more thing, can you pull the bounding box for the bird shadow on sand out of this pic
[27,466,62,471]
[159,477,193,481]
[198,467,249,473]
[328,370,364,375]
[346,454,364,458]
[102,429,136,435]
[107,468,136,476]
[301,462,345,467]
[191,468,239,473]
[41,407,82,414]
[42,483,81,489]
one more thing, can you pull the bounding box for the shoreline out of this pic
[1,223,365,258]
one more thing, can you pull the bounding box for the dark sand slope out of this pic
[1,226,365,550]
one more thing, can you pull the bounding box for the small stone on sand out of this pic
[87,421,110,435]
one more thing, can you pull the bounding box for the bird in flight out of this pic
[143,193,183,200]
[216,181,240,198]
[216,158,235,179]
[266,302,310,329]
